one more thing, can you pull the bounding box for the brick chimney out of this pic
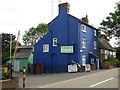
[98,31,101,39]
[81,15,89,24]
[58,2,70,14]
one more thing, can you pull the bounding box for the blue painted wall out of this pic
[34,6,98,73]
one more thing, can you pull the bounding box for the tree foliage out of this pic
[22,23,48,45]
[2,40,21,65]
[103,55,120,66]
[2,33,16,51]
[100,2,120,42]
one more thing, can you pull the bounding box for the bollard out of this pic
[23,66,26,88]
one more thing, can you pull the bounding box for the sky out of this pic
[0,0,119,46]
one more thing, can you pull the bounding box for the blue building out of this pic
[34,2,99,73]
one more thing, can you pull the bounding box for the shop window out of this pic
[82,55,86,66]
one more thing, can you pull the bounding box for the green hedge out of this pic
[103,55,120,66]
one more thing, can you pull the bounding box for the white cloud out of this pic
[0,0,119,45]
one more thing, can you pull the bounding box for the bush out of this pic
[103,55,120,66]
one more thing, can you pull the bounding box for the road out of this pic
[13,68,119,88]
[39,68,119,88]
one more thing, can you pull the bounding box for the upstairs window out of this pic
[53,38,57,46]
[82,38,86,49]
[82,25,86,32]
[100,49,105,54]
[43,44,49,52]
[94,29,97,36]
[94,41,97,50]
[113,52,116,57]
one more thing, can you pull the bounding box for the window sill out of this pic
[82,30,86,33]
[82,47,86,49]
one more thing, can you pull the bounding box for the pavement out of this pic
[13,68,119,88]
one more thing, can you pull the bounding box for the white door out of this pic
[14,60,20,72]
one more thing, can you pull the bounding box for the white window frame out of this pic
[113,52,116,57]
[82,25,86,32]
[105,55,108,59]
[100,49,104,54]
[53,38,57,46]
[110,51,112,56]
[43,44,49,52]
[94,29,97,36]
[82,38,86,49]
[82,55,86,66]
[91,58,94,64]
[94,41,97,50]
[105,50,107,54]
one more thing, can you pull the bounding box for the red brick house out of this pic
[98,38,116,69]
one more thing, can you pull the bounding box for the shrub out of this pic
[103,55,120,66]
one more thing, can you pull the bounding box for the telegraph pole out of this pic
[51,0,53,19]
[10,34,12,61]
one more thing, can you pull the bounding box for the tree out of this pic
[103,55,120,67]
[23,23,48,45]
[2,33,16,51]
[2,40,21,65]
[100,2,120,45]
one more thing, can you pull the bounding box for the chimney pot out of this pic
[58,2,70,13]
[81,15,89,24]
[98,31,101,38]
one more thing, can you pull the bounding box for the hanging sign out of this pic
[61,46,73,53]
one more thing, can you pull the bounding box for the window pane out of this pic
[91,58,94,64]
[94,41,96,49]
[82,38,86,48]
[43,44,49,52]
[82,55,86,66]
[82,25,86,32]
[94,29,96,36]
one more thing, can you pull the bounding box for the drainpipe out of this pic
[96,58,99,70]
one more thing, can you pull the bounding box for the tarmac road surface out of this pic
[13,68,119,88]
[39,68,119,88]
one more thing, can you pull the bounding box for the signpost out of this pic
[68,64,78,72]
[85,64,91,72]
[23,66,26,88]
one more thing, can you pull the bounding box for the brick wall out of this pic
[90,64,96,70]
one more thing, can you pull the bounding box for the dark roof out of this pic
[13,45,33,59]
[15,49,33,59]
[69,14,98,30]
[98,38,116,51]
